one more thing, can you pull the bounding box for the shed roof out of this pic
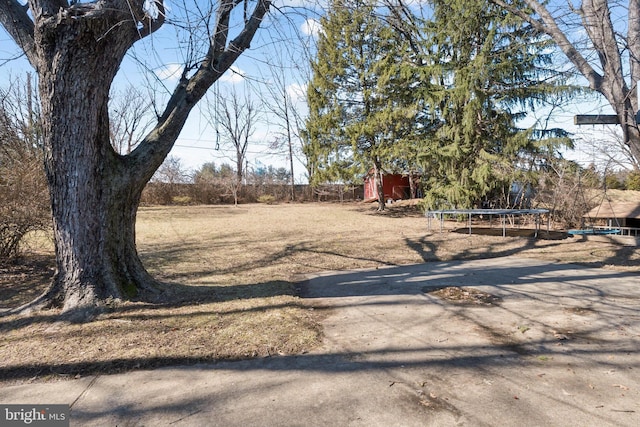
[584,202,640,219]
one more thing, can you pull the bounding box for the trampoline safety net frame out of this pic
[426,209,551,237]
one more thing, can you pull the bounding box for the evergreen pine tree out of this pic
[305,0,420,210]
[419,0,572,209]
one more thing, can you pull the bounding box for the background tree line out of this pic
[144,157,302,205]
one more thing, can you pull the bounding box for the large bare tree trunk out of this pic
[1,0,271,318]
[27,9,158,317]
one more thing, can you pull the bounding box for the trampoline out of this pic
[567,228,620,236]
[426,208,550,237]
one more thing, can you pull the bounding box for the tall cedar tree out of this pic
[305,0,419,210]
[419,0,572,209]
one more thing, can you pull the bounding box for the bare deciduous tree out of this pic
[152,155,191,185]
[260,59,308,201]
[109,86,154,155]
[206,86,259,186]
[492,0,640,165]
[576,127,640,173]
[533,159,599,229]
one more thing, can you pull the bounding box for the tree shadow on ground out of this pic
[297,258,640,299]
[451,227,569,239]
[2,227,637,320]
[369,204,425,218]
[403,233,542,262]
[575,236,640,268]
[2,259,639,384]
[139,240,397,284]
[2,338,637,383]
[0,278,301,331]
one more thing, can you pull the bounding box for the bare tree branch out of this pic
[580,0,627,94]
[629,0,640,87]
[491,0,603,90]
[129,0,271,184]
[0,0,36,64]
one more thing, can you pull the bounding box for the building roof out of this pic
[585,202,640,219]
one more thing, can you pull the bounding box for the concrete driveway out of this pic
[1,257,639,426]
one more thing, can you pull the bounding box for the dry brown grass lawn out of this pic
[1,201,639,384]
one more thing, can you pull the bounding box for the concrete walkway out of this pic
[1,257,639,426]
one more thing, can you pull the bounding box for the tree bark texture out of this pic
[33,3,162,314]
[374,159,385,211]
[1,0,271,316]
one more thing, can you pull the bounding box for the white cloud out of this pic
[220,66,246,83]
[155,63,182,81]
[301,18,322,37]
[287,82,307,104]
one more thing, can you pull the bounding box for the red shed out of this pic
[364,170,412,201]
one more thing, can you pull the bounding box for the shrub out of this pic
[0,147,50,260]
[531,160,595,229]
[625,171,640,191]
[257,194,276,204]
[604,173,624,190]
[0,78,51,261]
[172,196,192,205]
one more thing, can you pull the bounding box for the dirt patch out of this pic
[417,389,462,417]
[426,286,502,306]
[564,306,597,315]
